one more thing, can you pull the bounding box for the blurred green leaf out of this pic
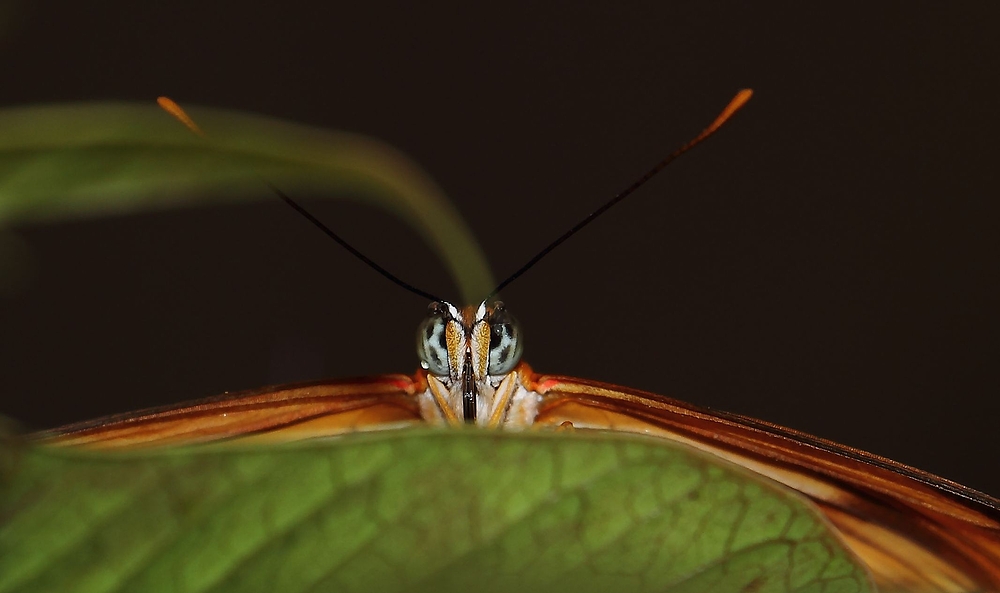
[0,102,493,302]
[0,429,871,593]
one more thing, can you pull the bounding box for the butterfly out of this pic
[37,91,1000,592]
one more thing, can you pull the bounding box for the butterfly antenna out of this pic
[156,97,445,303]
[486,89,753,301]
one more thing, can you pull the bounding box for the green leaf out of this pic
[0,102,493,302]
[0,429,872,593]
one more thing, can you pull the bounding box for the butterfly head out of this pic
[416,300,526,425]
[416,300,523,382]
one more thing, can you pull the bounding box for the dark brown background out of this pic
[1,2,997,494]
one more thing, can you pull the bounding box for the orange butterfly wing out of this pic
[41,374,423,449]
[528,370,1000,592]
[38,366,1000,590]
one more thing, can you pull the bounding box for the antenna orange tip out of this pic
[702,89,753,137]
[728,89,753,114]
[157,96,206,137]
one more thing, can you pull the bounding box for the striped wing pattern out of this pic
[527,371,1000,592]
[42,375,422,449]
[37,365,1000,591]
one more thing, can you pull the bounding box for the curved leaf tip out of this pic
[0,101,494,303]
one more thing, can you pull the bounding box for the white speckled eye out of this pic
[487,303,523,375]
[416,302,451,376]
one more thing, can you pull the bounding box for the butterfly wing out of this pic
[36,367,1000,590]
[39,374,423,449]
[529,371,1000,592]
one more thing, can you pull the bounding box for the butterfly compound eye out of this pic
[416,302,451,376]
[487,303,523,375]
